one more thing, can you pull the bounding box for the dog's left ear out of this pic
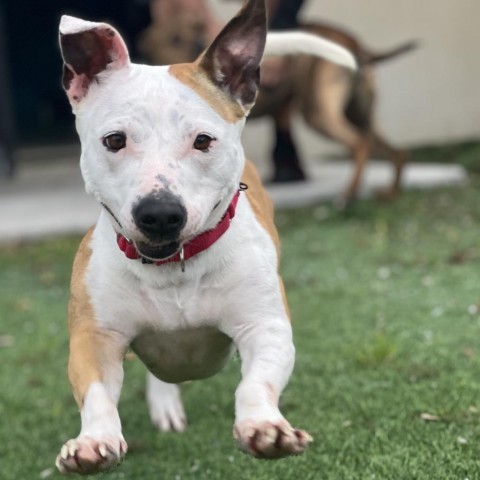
[59,16,130,106]
[198,0,266,114]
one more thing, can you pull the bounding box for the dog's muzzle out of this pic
[116,187,245,270]
[132,192,187,242]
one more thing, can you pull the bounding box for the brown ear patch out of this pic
[169,63,245,124]
[59,18,130,105]
[61,28,116,82]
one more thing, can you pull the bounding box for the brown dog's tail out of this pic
[366,40,419,64]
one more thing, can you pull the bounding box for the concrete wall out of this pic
[210,0,480,170]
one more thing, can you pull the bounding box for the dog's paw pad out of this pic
[55,436,127,475]
[233,420,312,459]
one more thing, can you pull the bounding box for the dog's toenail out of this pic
[61,445,69,460]
[265,427,277,440]
[99,445,108,458]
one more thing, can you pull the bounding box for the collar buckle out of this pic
[179,247,186,273]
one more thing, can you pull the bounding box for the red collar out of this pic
[116,189,242,268]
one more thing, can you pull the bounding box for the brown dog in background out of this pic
[252,22,417,202]
[139,16,417,203]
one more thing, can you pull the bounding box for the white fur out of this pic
[80,383,123,438]
[56,382,127,474]
[146,373,187,432]
[76,65,245,245]
[59,15,102,35]
[57,12,313,472]
[64,61,295,452]
[265,31,357,70]
[86,189,290,384]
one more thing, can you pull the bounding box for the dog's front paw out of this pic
[55,436,127,475]
[233,419,312,459]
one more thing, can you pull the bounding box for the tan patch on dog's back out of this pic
[241,160,290,319]
[241,160,279,253]
[169,62,245,123]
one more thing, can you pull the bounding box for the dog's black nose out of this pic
[133,193,187,240]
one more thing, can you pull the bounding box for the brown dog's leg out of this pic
[373,132,407,200]
[344,137,372,203]
[304,111,370,205]
[299,61,371,204]
[56,232,129,475]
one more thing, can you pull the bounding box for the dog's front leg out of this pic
[56,324,128,475]
[229,317,312,458]
[55,234,130,475]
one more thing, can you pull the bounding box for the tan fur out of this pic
[242,159,290,317]
[169,63,245,123]
[242,160,279,253]
[68,229,128,407]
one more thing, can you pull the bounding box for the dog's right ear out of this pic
[59,16,130,106]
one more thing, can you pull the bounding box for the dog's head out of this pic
[59,0,266,261]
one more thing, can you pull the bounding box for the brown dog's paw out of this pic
[333,195,356,212]
[55,436,127,475]
[375,187,399,202]
[233,420,312,459]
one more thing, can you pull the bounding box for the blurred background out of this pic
[1,0,479,164]
[0,0,150,159]
[218,0,480,168]
[0,0,478,238]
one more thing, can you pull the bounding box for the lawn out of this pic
[2,172,480,479]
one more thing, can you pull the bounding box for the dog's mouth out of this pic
[135,240,181,261]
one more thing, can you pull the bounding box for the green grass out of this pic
[3,175,480,479]
[410,139,480,172]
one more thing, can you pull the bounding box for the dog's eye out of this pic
[193,134,214,152]
[103,132,126,152]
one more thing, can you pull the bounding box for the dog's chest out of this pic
[110,269,236,383]
[133,270,227,330]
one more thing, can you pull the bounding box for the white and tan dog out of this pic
[55,0,355,474]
